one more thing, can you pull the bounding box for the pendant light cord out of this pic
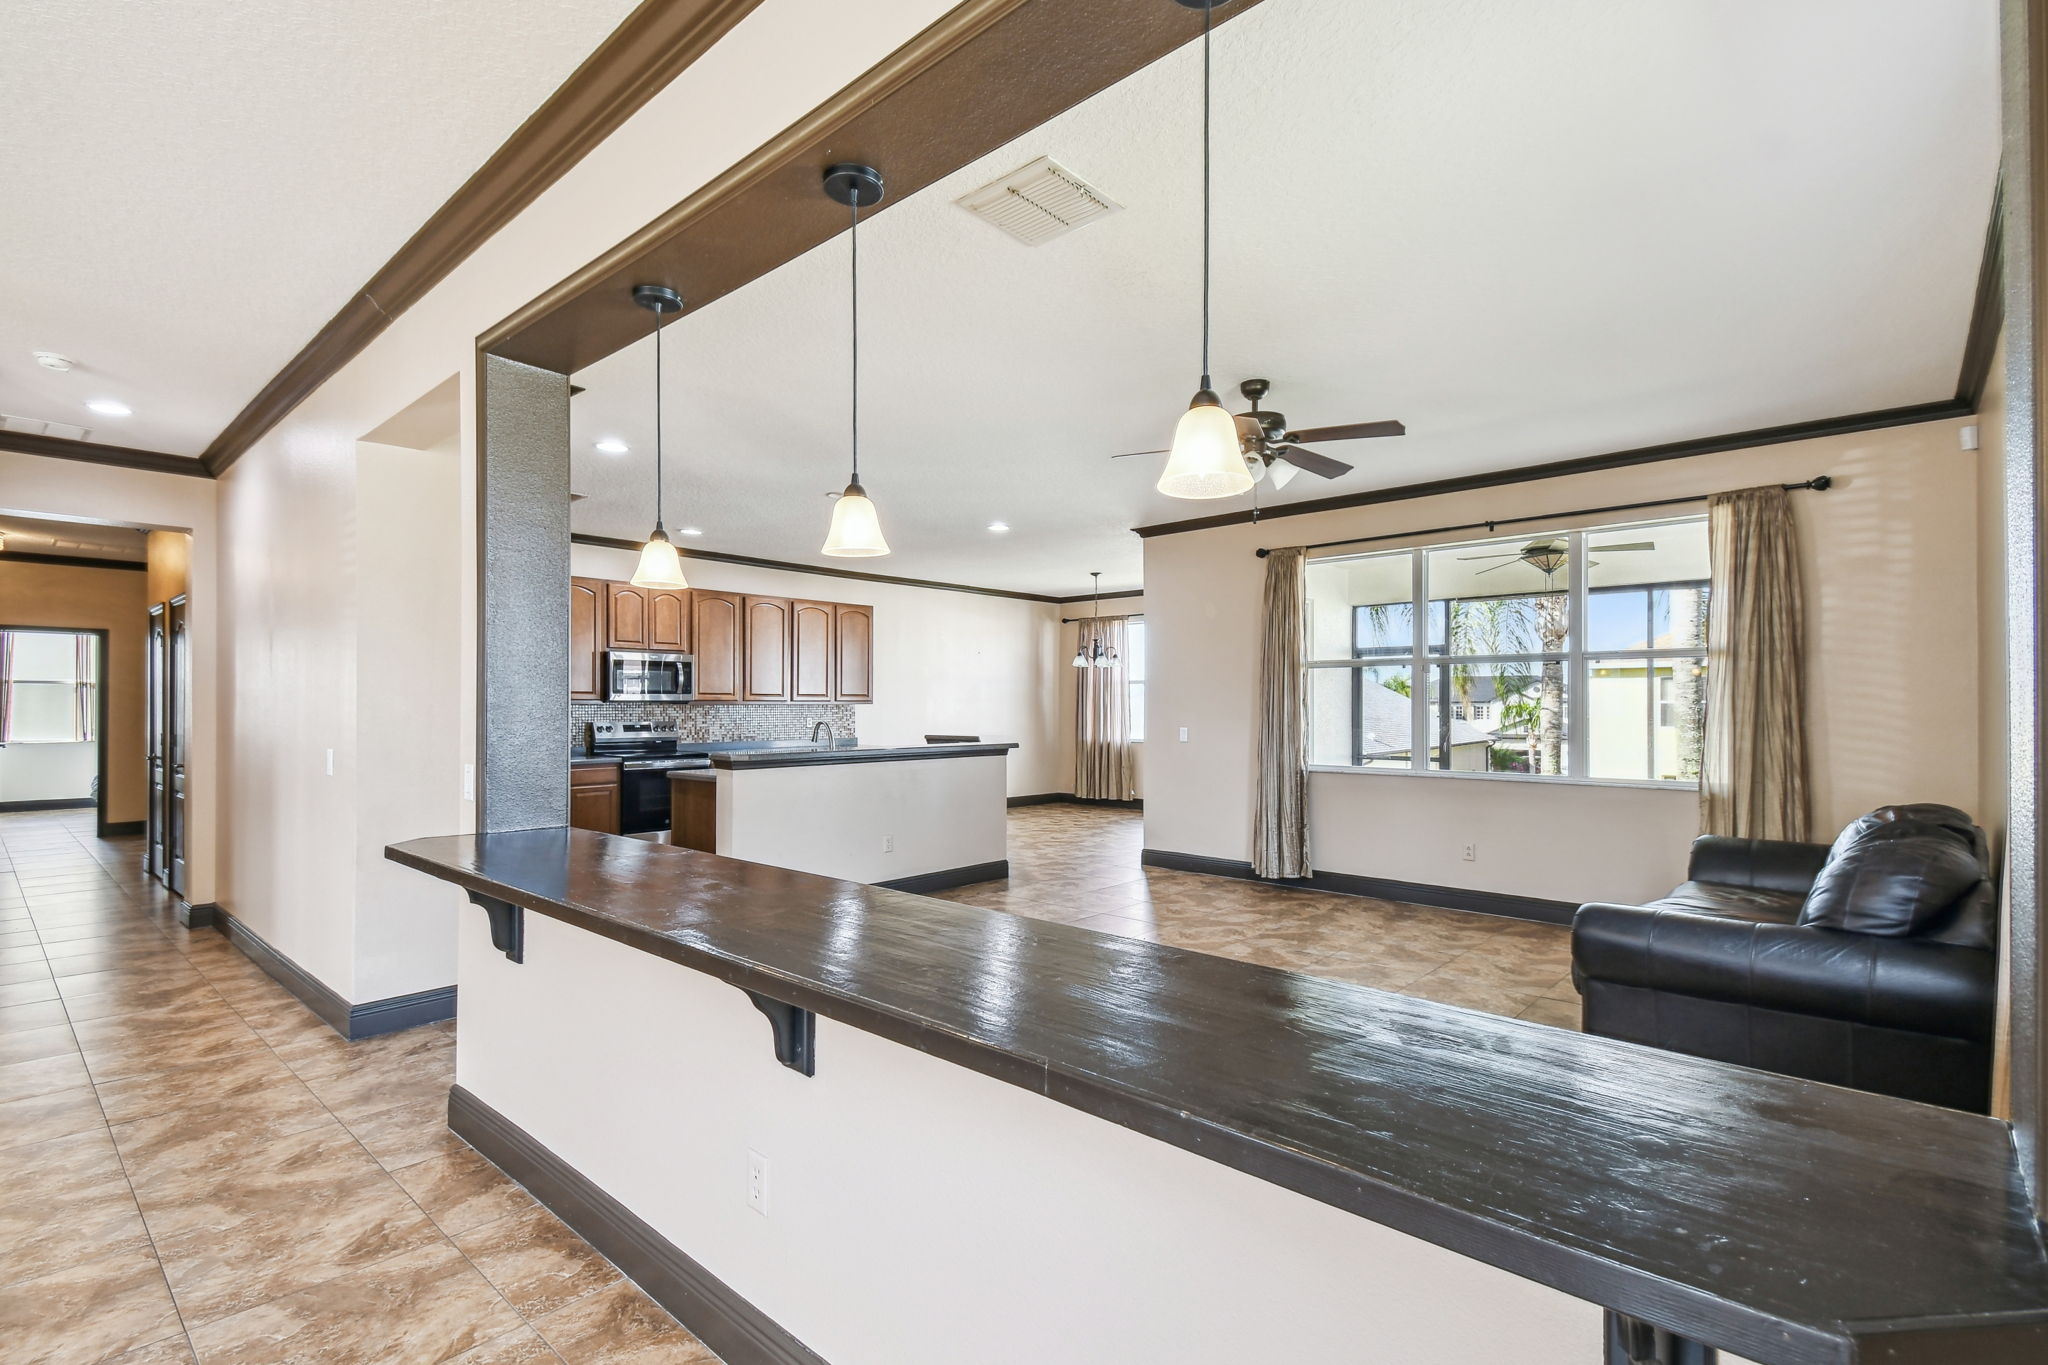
[1199,0,1213,392]
[850,195,861,486]
[651,300,665,530]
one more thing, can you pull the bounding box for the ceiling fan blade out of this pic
[1109,449,1170,460]
[1456,553,1521,561]
[1588,541,1657,552]
[1285,419,1405,443]
[1273,445,1353,479]
[1473,560,1523,575]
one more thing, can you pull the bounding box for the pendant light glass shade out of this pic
[631,526,688,589]
[1157,392,1253,499]
[822,482,890,557]
[1071,647,1089,668]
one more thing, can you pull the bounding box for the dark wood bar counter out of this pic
[388,827,2048,1365]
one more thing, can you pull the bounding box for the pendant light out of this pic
[629,283,689,589]
[821,163,891,557]
[1072,573,1119,669]
[1156,0,1253,501]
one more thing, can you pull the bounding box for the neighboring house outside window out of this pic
[1303,517,1709,784]
[1126,617,1146,743]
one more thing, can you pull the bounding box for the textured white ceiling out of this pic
[569,0,1999,597]
[0,0,638,457]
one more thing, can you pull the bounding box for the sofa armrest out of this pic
[1686,836,1831,895]
[1572,903,1995,1040]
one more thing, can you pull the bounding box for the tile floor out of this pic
[3,801,1577,1363]
[930,803,1583,1030]
[0,809,718,1365]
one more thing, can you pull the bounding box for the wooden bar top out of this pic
[706,742,1017,770]
[387,827,2048,1365]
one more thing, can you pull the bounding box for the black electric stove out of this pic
[587,723,711,833]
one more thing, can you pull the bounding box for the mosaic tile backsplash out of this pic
[571,700,858,744]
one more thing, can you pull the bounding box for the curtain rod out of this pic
[1251,476,1832,558]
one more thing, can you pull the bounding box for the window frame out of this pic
[1304,519,1708,789]
[1126,616,1147,743]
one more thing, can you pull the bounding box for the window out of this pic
[1126,617,1147,742]
[0,631,98,744]
[1303,518,1709,783]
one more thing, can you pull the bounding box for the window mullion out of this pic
[1410,549,1427,771]
[1567,530,1589,778]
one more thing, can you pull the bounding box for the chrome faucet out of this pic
[811,720,834,749]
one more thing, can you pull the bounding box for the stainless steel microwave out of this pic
[604,650,695,702]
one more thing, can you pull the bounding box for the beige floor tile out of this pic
[93,1046,310,1126]
[391,1144,539,1236]
[0,1248,184,1365]
[185,1240,526,1365]
[342,1092,473,1172]
[452,1203,622,1318]
[0,1084,106,1151]
[0,1021,80,1068]
[447,1325,563,1364]
[0,1049,93,1103]
[530,1279,719,1365]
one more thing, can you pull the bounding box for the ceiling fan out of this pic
[1458,537,1658,577]
[1113,378,1404,491]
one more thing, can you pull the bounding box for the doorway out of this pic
[0,626,112,834]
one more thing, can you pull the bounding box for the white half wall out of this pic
[572,543,1064,799]
[0,742,96,803]
[1144,418,1982,907]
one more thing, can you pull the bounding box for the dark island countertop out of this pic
[386,827,2048,1365]
[705,741,1017,770]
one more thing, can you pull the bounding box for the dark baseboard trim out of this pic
[1140,849,1579,926]
[350,986,458,1039]
[216,909,458,1038]
[874,859,1007,895]
[176,900,218,930]
[1005,793,1143,810]
[101,820,144,837]
[0,797,97,812]
[449,1085,829,1365]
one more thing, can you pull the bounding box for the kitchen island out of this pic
[671,741,1014,891]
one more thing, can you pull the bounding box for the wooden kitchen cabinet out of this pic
[791,600,836,701]
[570,577,605,700]
[691,591,743,701]
[834,603,873,702]
[671,772,716,852]
[648,587,689,652]
[569,763,621,834]
[744,597,791,701]
[606,582,649,649]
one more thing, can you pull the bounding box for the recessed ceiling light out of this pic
[677,527,704,536]
[33,352,73,372]
[594,438,629,454]
[86,399,131,417]
[987,521,1011,533]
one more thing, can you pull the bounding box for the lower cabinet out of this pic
[569,763,621,835]
[671,773,717,853]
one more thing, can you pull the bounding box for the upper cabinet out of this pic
[791,601,836,701]
[744,597,791,701]
[834,603,874,703]
[571,578,872,703]
[691,591,743,702]
[606,582,649,649]
[570,578,605,700]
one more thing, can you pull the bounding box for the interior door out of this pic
[691,592,742,701]
[743,597,791,701]
[834,603,873,702]
[146,604,167,881]
[791,601,835,701]
[166,596,190,898]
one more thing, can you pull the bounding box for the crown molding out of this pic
[0,432,211,479]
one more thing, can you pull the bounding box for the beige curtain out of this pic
[1074,615,1137,801]
[1253,547,1311,877]
[1701,485,1810,840]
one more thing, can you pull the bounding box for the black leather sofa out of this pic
[1571,805,1998,1112]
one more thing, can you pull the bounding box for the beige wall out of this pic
[1144,417,1983,906]
[0,559,147,822]
[145,530,191,606]
[571,544,1065,798]
[0,452,218,901]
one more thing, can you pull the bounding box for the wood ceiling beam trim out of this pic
[0,432,212,479]
[198,0,768,478]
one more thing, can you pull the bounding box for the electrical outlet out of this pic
[1462,842,1476,863]
[747,1150,770,1216]
[1178,726,1189,743]
[462,763,474,801]
[324,748,334,777]
[881,835,894,854]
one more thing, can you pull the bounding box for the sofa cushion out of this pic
[1798,805,1986,938]
[1650,881,1804,924]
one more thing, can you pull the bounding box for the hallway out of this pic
[0,810,717,1364]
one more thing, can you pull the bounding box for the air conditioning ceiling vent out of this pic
[955,156,1121,246]
[0,413,90,442]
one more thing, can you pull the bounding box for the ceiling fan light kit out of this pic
[821,163,892,558]
[1159,388,1254,499]
[628,283,691,591]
